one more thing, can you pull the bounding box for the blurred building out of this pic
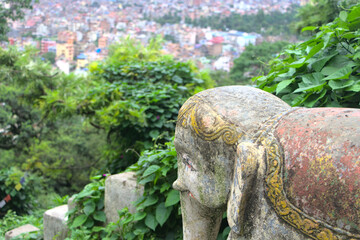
[98,36,108,49]
[76,53,88,69]
[56,38,74,61]
[41,39,56,53]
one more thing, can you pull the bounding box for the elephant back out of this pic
[274,107,360,236]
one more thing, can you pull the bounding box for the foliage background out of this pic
[255,4,360,108]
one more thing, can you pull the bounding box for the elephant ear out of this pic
[227,141,263,235]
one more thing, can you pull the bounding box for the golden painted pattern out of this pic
[177,96,242,145]
[255,112,360,240]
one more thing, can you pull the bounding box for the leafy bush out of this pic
[83,59,211,171]
[21,117,107,195]
[45,37,214,173]
[0,46,60,152]
[0,209,44,239]
[66,175,107,240]
[0,167,45,216]
[255,4,360,108]
[120,140,181,239]
[293,0,358,33]
[65,141,180,240]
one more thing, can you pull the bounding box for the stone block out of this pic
[105,172,144,223]
[5,224,39,240]
[43,204,68,240]
[67,196,76,211]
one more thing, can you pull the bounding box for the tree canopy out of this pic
[185,8,298,37]
[0,0,36,40]
[228,41,289,85]
[0,47,58,151]
[45,36,214,173]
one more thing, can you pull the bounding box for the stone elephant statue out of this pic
[173,86,360,240]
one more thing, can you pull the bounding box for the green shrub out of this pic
[0,167,45,216]
[120,140,181,239]
[79,59,213,172]
[255,4,360,108]
[0,209,44,238]
[66,175,107,239]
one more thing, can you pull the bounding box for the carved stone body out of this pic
[173,86,360,240]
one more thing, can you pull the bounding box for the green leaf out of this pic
[138,195,158,209]
[10,189,16,197]
[292,93,311,107]
[348,6,360,22]
[133,211,147,221]
[345,81,360,92]
[262,84,277,93]
[302,72,324,84]
[145,213,158,231]
[311,53,338,72]
[155,202,172,226]
[160,182,171,193]
[353,52,360,60]
[288,58,306,68]
[84,201,96,216]
[276,79,293,94]
[339,11,348,22]
[121,215,134,225]
[149,130,160,139]
[321,56,356,76]
[165,190,180,207]
[328,79,355,90]
[295,73,325,93]
[71,214,88,228]
[301,26,318,32]
[294,83,326,93]
[138,174,155,185]
[172,75,183,84]
[92,226,104,232]
[142,165,160,177]
[322,65,353,80]
[93,211,106,222]
[84,217,94,228]
[303,89,327,108]
[76,190,94,199]
[305,42,324,60]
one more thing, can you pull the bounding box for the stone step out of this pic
[105,172,144,223]
[43,204,68,240]
[5,224,39,240]
[35,172,143,239]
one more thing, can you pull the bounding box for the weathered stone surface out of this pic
[173,86,360,240]
[67,196,76,211]
[276,108,360,234]
[5,224,39,240]
[43,204,68,240]
[105,172,144,223]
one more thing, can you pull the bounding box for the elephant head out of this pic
[173,86,290,239]
[173,86,360,240]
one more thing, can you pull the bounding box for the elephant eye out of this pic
[182,153,197,172]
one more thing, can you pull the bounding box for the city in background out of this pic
[4,0,306,74]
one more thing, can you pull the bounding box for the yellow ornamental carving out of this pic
[177,96,242,145]
[257,112,360,240]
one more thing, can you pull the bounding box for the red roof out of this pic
[25,19,36,27]
[210,36,224,44]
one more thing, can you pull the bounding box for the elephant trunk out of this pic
[180,191,224,240]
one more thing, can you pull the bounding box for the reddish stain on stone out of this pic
[275,108,360,234]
